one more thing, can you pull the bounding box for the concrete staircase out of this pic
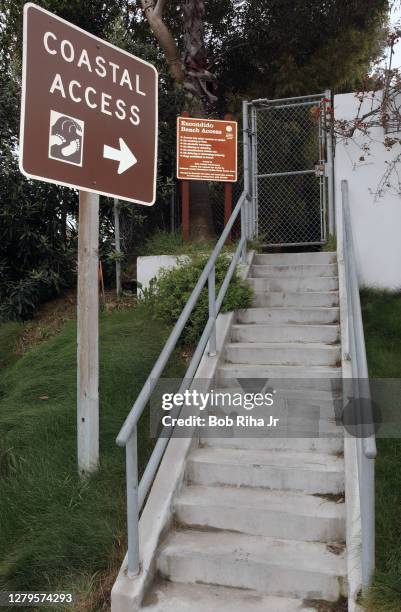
[141,251,346,611]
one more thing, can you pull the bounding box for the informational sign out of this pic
[177,116,237,182]
[19,3,158,205]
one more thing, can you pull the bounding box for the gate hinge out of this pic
[314,164,325,177]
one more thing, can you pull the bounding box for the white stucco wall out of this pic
[136,255,190,295]
[334,92,401,289]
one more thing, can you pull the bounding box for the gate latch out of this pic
[314,164,325,177]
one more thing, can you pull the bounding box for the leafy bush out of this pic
[0,268,71,322]
[143,230,216,256]
[142,230,238,257]
[142,255,253,346]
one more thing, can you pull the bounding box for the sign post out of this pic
[114,199,122,297]
[180,111,190,242]
[20,3,158,475]
[77,191,99,474]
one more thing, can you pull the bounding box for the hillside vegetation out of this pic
[0,305,185,610]
[361,290,401,612]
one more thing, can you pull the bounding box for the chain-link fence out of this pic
[173,95,331,244]
[209,131,244,235]
[251,95,328,246]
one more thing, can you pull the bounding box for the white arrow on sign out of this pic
[103,138,137,175]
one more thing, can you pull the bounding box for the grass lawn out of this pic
[0,305,185,611]
[361,289,401,612]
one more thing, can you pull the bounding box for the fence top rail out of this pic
[341,180,377,460]
[255,101,322,112]
[116,191,247,447]
[250,93,326,105]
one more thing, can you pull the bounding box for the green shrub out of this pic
[143,230,213,256]
[142,255,253,346]
[0,268,69,322]
[141,230,238,257]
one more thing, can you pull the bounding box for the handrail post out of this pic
[362,456,375,593]
[208,265,217,356]
[126,430,139,577]
[325,90,335,236]
[251,104,258,237]
[242,100,253,237]
[241,203,247,263]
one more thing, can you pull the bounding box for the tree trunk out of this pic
[183,0,216,239]
[189,178,214,240]
[141,0,217,239]
[140,0,185,84]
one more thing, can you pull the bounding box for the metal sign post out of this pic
[19,3,158,475]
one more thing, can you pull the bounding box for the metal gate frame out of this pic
[243,92,334,247]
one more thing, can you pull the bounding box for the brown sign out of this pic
[19,3,158,205]
[177,117,237,182]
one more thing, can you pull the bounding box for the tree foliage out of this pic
[0,153,78,320]
[204,0,389,111]
[331,23,401,201]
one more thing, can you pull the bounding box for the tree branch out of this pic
[141,0,185,83]
[153,0,166,18]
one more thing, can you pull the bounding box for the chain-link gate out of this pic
[247,93,333,247]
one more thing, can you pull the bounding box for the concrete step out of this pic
[216,363,342,384]
[204,385,344,435]
[205,386,341,413]
[157,529,346,601]
[205,405,341,438]
[251,264,338,278]
[225,342,341,366]
[204,386,342,422]
[186,447,344,494]
[237,306,340,325]
[231,323,340,344]
[252,291,339,308]
[201,435,344,454]
[248,277,339,293]
[201,426,341,448]
[253,252,337,265]
[141,581,318,611]
[215,377,342,404]
[175,485,345,542]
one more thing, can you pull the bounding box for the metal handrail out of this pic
[117,191,247,445]
[341,179,377,592]
[117,184,251,576]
